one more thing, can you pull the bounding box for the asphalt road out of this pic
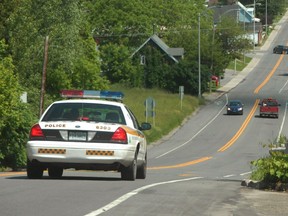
[2,11,288,216]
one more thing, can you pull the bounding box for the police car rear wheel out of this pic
[48,167,63,178]
[136,154,147,179]
[27,160,44,179]
[121,155,137,181]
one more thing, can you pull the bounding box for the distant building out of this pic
[209,1,263,45]
[131,34,184,65]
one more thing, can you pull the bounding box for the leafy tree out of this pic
[87,0,152,46]
[69,37,110,91]
[8,0,105,111]
[100,43,141,87]
[0,39,34,169]
[159,8,233,95]
[256,0,286,25]
[86,0,211,92]
[0,0,20,44]
[165,59,210,95]
[214,16,252,65]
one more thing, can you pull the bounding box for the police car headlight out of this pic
[238,107,243,111]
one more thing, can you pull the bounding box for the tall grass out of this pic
[110,84,199,144]
[227,55,252,71]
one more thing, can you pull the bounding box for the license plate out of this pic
[69,131,87,141]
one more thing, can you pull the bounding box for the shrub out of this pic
[250,136,288,185]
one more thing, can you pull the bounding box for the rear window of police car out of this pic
[42,103,126,124]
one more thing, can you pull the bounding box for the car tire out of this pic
[136,154,147,179]
[48,167,63,178]
[27,160,44,179]
[121,154,137,181]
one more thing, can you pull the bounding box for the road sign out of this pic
[144,97,155,125]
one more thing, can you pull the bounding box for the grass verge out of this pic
[227,55,252,71]
[110,84,199,144]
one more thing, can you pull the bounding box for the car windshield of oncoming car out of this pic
[229,101,241,106]
[41,103,126,124]
[266,101,278,106]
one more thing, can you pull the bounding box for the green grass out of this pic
[227,55,252,71]
[110,84,199,144]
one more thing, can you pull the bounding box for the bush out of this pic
[250,136,288,185]
[0,40,35,170]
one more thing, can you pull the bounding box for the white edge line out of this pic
[277,102,287,142]
[83,177,203,216]
[279,79,288,94]
[223,174,235,178]
[240,171,252,176]
[156,94,229,159]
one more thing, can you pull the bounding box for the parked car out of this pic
[273,45,288,54]
[26,90,152,180]
[258,98,280,118]
[226,100,244,115]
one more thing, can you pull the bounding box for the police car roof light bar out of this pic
[60,90,124,101]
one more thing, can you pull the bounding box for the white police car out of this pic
[26,90,151,180]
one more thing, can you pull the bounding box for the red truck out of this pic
[259,98,280,118]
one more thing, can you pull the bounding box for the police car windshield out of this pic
[42,103,125,124]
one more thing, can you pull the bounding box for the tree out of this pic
[165,59,210,95]
[87,0,152,47]
[8,0,105,112]
[0,0,20,44]
[86,0,212,92]
[214,16,252,65]
[256,0,286,25]
[0,39,34,169]
[100,43,141,87]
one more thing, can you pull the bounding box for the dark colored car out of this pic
[226,100,244,115]
[273,45,288,54]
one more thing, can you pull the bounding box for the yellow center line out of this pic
[218,53,284,152]
[254,53,284,94]
[218,99,259,152]
[148,157,212,170]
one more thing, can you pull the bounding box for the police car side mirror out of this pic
[140,122,152,131]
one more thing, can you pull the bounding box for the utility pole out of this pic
[39,36,49,117]
[253,0,256,52]
[198,13,201,98]
[265,0,267,36]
